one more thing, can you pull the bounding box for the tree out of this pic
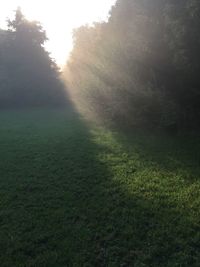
[64,0,200,132]
[0,8,67,108]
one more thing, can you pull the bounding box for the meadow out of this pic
[0,108,200,267]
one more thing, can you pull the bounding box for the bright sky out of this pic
[0,0,116,66]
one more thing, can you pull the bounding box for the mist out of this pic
[0,8,68,108]
[63,0,200,133]
[1,1,200,266]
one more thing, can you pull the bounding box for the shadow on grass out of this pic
[0,109,199,267]
[116,131,200,180]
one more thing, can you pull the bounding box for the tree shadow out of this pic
[0,109,199,267]
[115,131,200,180]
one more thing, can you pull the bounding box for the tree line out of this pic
[64,0,200,133]
[0,8,67,108]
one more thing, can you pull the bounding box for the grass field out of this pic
[0,108,200,267]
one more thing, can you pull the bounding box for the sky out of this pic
[0,0,116,66]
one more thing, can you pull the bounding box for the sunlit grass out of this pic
[0,108,200,266]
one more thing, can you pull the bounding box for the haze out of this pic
[0,0,116,65]
[1,1,200,265]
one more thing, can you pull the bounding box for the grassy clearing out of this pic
[0,108,200,267]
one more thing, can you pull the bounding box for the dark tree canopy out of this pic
[64,0,200,132]
[0,8,67,108]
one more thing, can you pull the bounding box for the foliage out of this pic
[0,8,67,108]
[64,0,200,132]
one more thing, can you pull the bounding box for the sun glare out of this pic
[0,0,116,66]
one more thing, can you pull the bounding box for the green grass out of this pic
[0,108,200,267]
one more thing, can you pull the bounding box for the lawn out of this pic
[0,108,200,267]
